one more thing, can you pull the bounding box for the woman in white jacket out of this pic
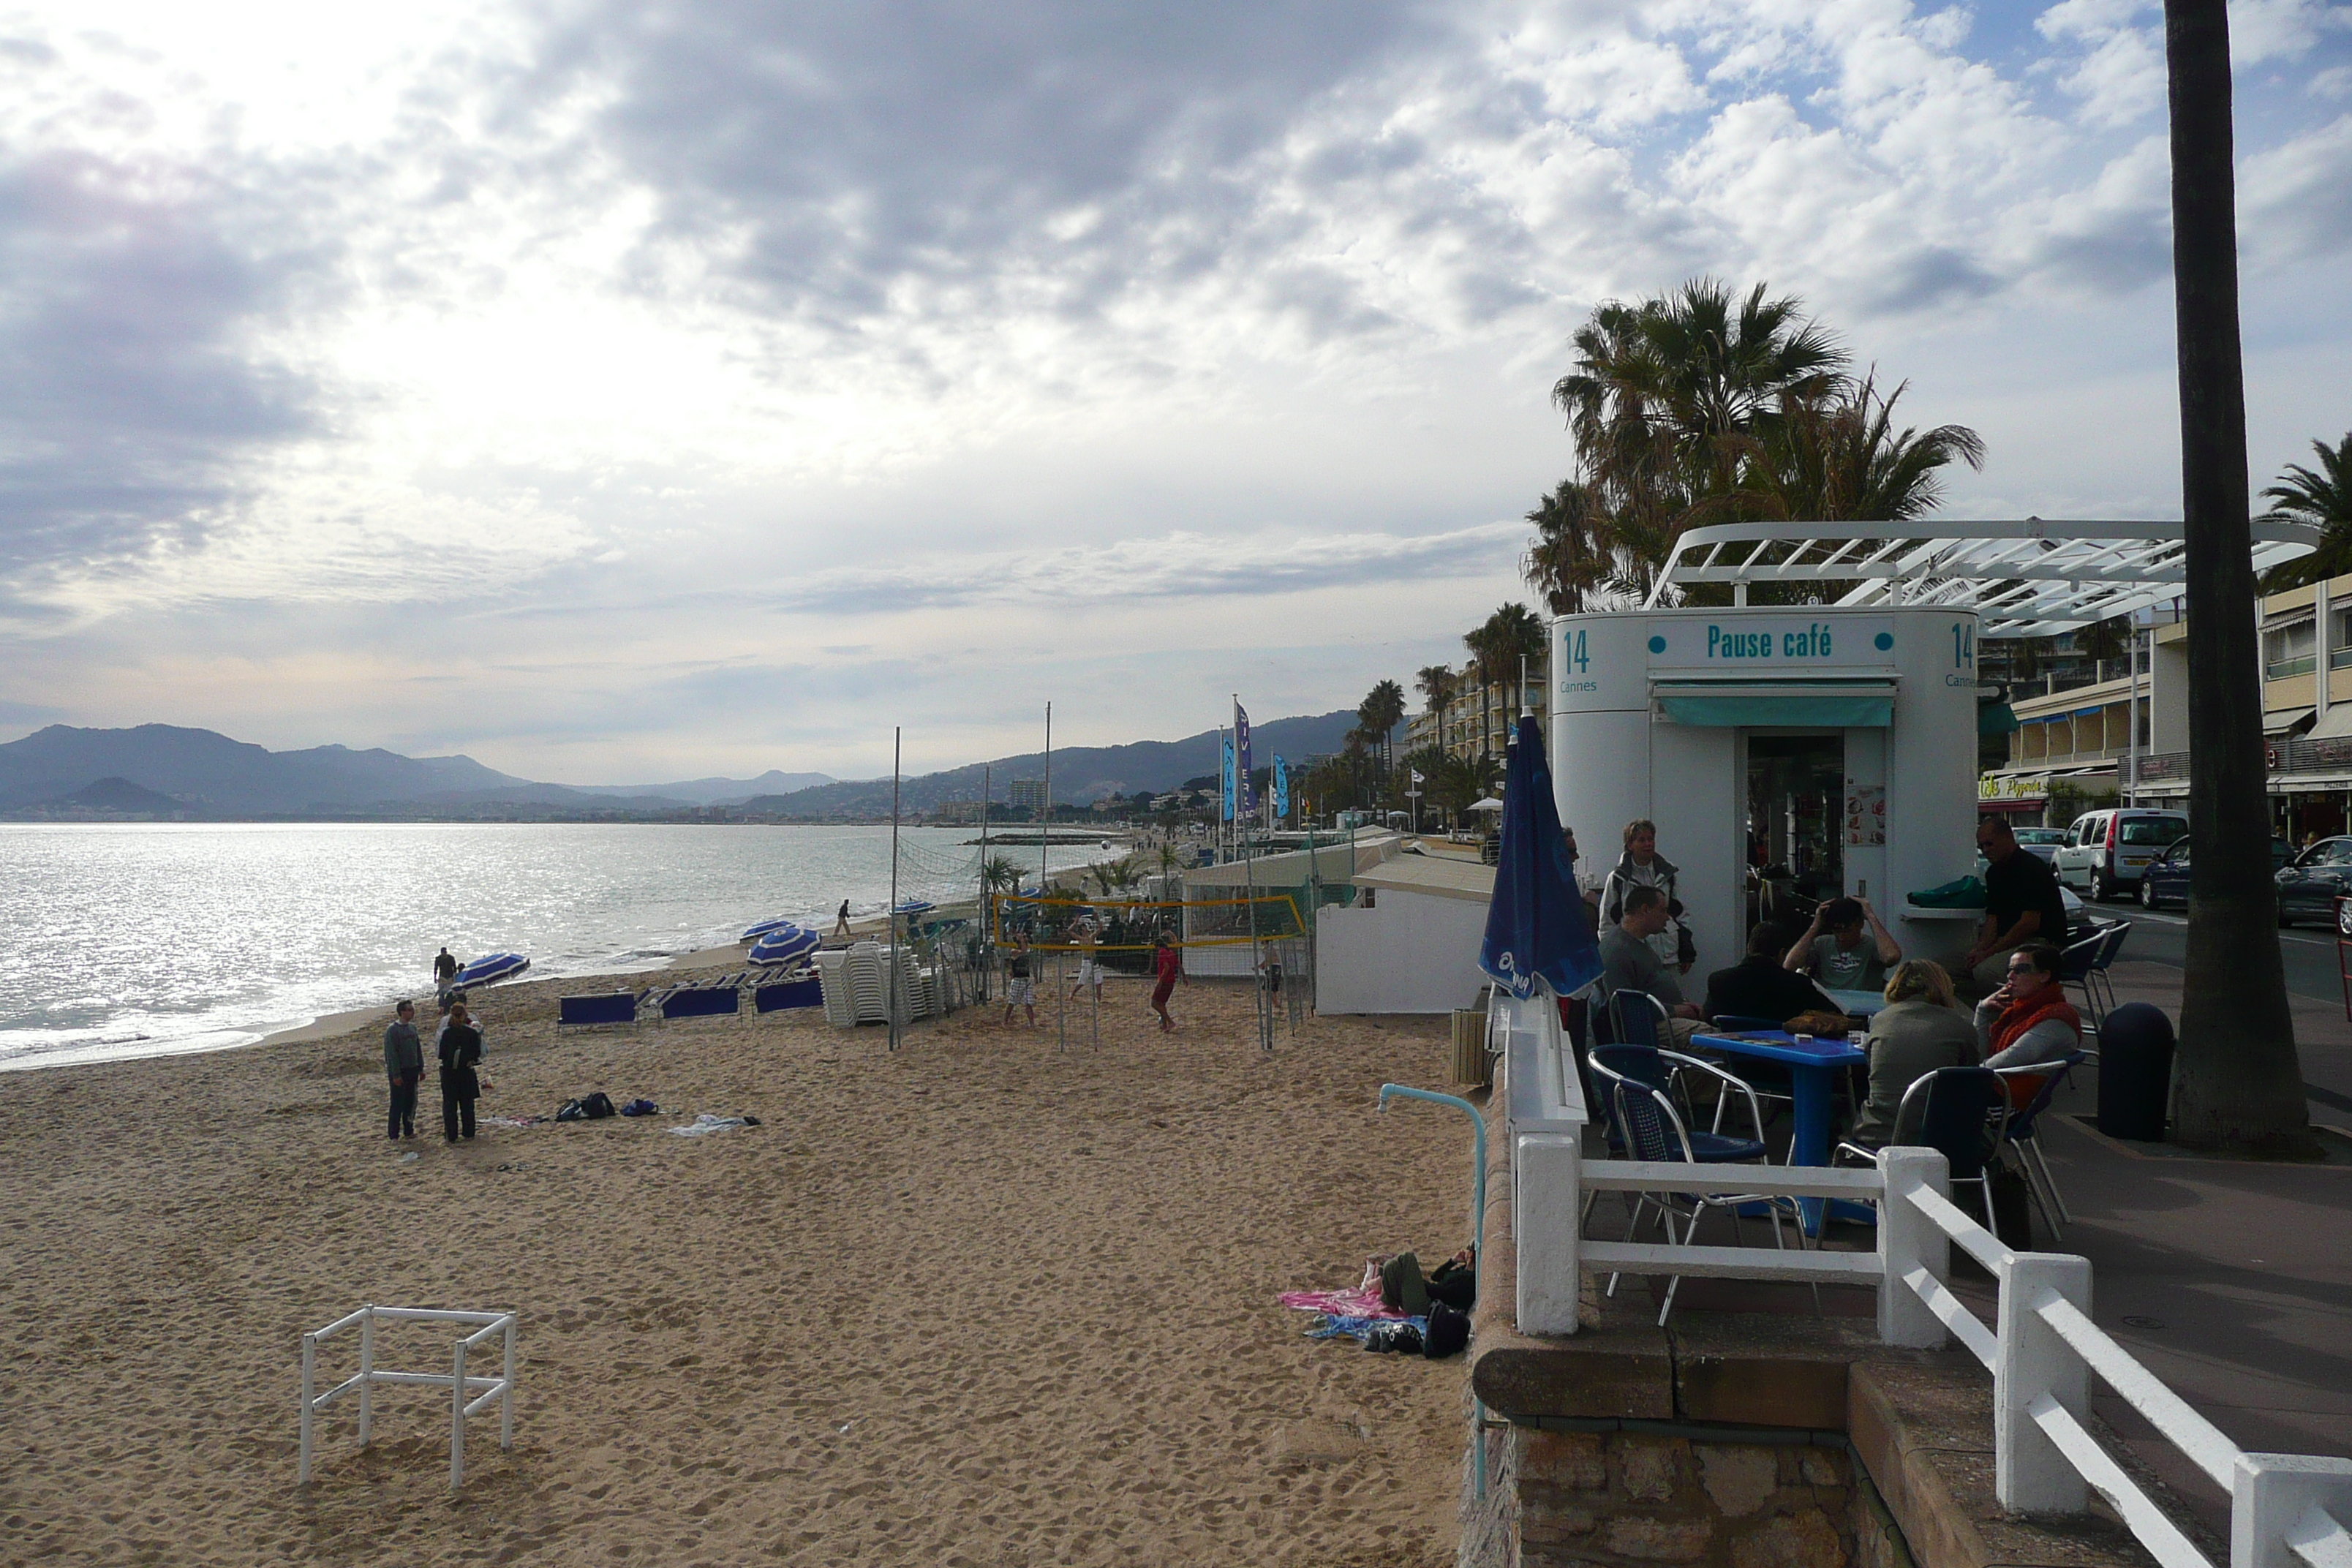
[1599,819,1693,974]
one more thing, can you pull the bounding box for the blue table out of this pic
[1689,1028,1869,1235]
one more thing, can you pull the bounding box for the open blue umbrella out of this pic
[749,924,818,967]
[1480,715,1602,1000]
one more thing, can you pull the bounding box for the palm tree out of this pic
[1463,605,1542,759]
[2163,0,2311,1154]
[1523,480,1616,614]
[2255,432,2352,589]
[1550,279,1849,598]
[1357,679,1408,777]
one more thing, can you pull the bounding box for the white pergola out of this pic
[1645,519,2321,636]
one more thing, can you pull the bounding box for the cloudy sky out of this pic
[1,0,2347,783]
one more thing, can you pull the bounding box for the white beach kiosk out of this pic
[1549,520,2318,973]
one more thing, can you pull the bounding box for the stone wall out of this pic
[1465,1422,1908,1568]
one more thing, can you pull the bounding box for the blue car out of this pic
[2141,836,2296,912]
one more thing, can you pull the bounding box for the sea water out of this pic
[0,822,1109,1072]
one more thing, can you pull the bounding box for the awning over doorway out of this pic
[1651,678,1898,728]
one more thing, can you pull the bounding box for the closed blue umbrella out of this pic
[1480,715,1602,1000]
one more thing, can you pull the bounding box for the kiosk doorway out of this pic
[1746,733,1845,935]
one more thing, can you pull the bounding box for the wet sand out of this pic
[0,960,1477,1566]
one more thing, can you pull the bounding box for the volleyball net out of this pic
[990,892,1310,953]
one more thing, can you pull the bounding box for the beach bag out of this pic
[556,1098,586,1122]
[617,1098,659,1117]
[1423,1302,1471,1359]
[1908,876,1988,909]
[581,1091,617,1120]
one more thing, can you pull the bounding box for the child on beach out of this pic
[1002,937,1038,1029]
[1150,930,1185,1033]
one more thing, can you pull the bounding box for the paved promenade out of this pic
[2008,948,2352,1540]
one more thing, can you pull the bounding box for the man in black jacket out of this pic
[1703,922,1839,1024]
[439,1000,484,1142]
[382,1000,423,1140]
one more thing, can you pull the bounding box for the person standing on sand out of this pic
[1002,937,1039,1028]
[382,1000,423,1140]
[833,900,852,941]
[433,947,459,1001]
[439,1000,484,1142]
[1150,930,1185,1033]
[1068,911,1104,1001]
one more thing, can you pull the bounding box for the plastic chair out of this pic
[1841,1068,2010,1226]
[1604,1077,1804,1326]
[1998,1052,2086,1239]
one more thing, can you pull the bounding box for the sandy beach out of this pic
[1,960,1477,1566]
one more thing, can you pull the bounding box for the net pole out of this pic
[1237,695,1267,1053]
[1041,703,1052,898]
[888,726,902,1052]
[978,761,992,1003]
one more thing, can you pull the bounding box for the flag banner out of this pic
[1411,769,1425,785]
[1272,756,1289,819]
[1221,735,1236,822]
[1234,702,1256,816]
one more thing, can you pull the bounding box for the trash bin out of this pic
[2097,1001,2175,1142]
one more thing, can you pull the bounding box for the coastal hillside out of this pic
[0,725,702,818]
[743,709,1376,815]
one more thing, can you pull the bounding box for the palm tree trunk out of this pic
[2165,0,2313,1153]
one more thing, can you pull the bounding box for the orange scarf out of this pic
[1989,990,2080,1059]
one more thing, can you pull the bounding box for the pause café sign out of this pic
[1646,616,1896,668]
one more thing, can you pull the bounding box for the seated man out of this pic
[1704,921,1839,1024]
[1786,897,1900,995]
[1961,817,2071,994]
[1848,960,1979,1148]
[1597,885,1703,1048]
[1976,942,2083,1071]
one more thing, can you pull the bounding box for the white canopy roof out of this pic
[1645,519,2320,637]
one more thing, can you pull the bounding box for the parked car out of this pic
[2141,836,2293,911]
[2275,836,2352,925]
[2011,826,2068,866]
[2055,809,2190,902]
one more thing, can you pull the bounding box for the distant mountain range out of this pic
[0,724,833,818]
[0,713,1368,820]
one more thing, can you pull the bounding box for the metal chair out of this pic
[1839,1067,2010,1228]
[1997,1052,2086,1240]
[2060,930,2117,1029]
[2082,921,2131,1028]
[1604,1076,1805,1326]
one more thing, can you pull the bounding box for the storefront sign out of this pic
[1645,615,1896,670]
[1978,774,2047,802]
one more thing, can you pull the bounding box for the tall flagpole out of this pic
[888,725,902,1052]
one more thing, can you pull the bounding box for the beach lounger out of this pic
[557,992,642,1028]
[754,976,823,1013]
[658,983,742,1021]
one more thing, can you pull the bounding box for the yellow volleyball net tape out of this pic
[992,892,1308,951]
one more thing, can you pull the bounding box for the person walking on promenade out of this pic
[439,1000,484,1142]
[433,946,459,1000]
[832,900,852,941]
[1002,936,1039,1029]
[1149,929,1186,1033]
[382,1000,423,1140]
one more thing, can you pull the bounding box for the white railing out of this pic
[298,1305,519,1489]
[1492,994,2352,1568]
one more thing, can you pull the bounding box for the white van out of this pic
[2055,808,2190,902]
